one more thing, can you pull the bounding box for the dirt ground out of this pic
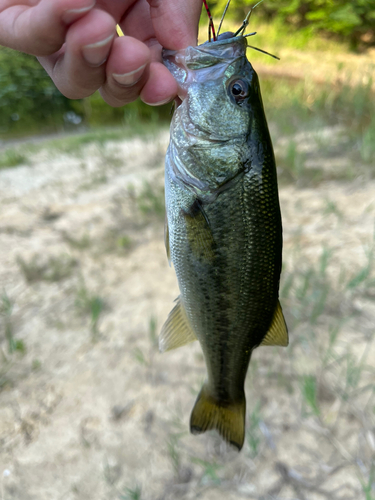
[0,126,374,500]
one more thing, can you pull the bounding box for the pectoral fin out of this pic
[159,297,197,352]
[182,199,215,262]
[260,300,289,347]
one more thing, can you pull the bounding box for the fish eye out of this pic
[229,79,249,103]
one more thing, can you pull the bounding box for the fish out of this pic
[160,29,288,450]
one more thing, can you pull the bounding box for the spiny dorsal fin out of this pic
[190,383,246,451]
[260,300,288,347]
[164,213,171,265]
[159,297,197,352]
[182,200,215,262]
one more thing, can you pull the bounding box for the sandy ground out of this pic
[0,128,374,500]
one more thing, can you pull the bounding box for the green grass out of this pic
[264,77,373,129]
[100,230,134,255]
[133,347,149,366]
[17,254,77,283]
[261,75,375,182]
[148,315,158,349]
[75,280,105,341]
[30,124,167,156]
[191,457,222,486]
[0,291,25,354]
[63,233,91,250]
[116,235,132,252]
[119,485,142,500]
[167,434,182,476]
[0,148,28,169]
[206,15,351,54]
[136,182,165,221]
[247,400,264,458]
[0,122,169,164]
[300,374,320,416]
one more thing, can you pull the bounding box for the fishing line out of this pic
[234,0,265,37]
[247,45,280,60]
[217,0,232,37]
[202,0,216,41]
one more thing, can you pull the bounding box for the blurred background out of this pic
[0,1,374,499]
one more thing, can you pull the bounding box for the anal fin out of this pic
[260,300,288,347]
[159,297,197,352]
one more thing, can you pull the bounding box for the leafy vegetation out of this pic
[0,48,74,136]
[210,0,375,49]
[0,47,171,138]
[0,148,28,169]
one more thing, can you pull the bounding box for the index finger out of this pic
[147,0,202,50]
[0,0,95,56]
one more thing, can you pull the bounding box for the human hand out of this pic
[0,0,202,106]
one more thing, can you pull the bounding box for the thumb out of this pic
[147,0,202,50]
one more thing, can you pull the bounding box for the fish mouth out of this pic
[162,36,247,100]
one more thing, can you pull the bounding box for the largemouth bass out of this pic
[161,32,288,450]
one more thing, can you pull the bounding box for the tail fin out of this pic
[190,383,246,450]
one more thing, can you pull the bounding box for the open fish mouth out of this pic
[162,36,248,101]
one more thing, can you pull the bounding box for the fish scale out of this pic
[161,34,288,450]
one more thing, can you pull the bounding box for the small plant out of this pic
[148,315,158,348]
[117,235,132,252]
[167,434,182,476]
[247,401,263,459]
[17,254,77,283]
[0,291,25,354]
[360,118,375,164]
[191,457,222,486]
[120,484,142,500]
[137,182,165,221]
[75,281,105,341]
[323,199,343,220]
[63,233,91,250]
[133,347,148,366]
[31,359,42,371]
[347,245,373,290]
[359,463,375,500]
[340,351,367,402]
[300,374,320,416]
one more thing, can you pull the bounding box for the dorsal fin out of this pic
[260,300,288,347]
[159,297,197,352]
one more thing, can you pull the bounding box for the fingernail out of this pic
[144,97,173,107]
[62,2,96,24]
[112,64,147,87]
[82,34,114,67]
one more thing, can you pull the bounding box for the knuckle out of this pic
[100,86,140,107]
